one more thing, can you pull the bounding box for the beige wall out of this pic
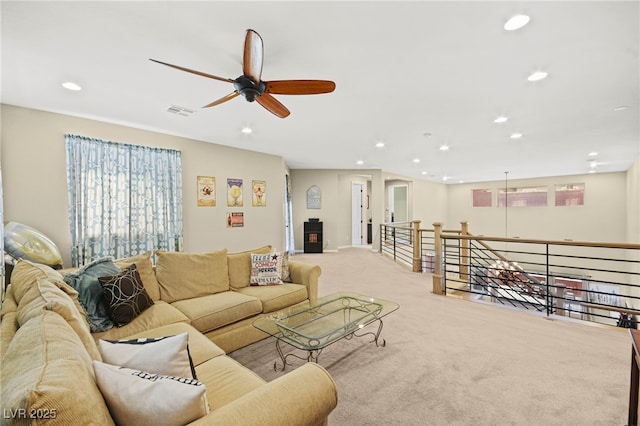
[410,178,449,231]
[1,105,287,267]
[446,172,628,242]
[3,104,637,265]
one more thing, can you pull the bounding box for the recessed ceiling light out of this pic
[356,160,364,165]
[442,176,449,181]
[614,105,630,111]
[62,81,82,91]
[375,142,385,148]
[510,133,523,139]
[494,116,508,123]
[413,158,421,163]
[504,14,530,31]
[241,126,253,134]
[527,71,548,82]
[588,152,598,157]
[421,171,428,175]
[439,145,450,151]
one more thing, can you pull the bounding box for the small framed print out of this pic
[252,180,266,207]
[227,178,243,207]
[307,185,321,209]
[197,176,216,207]
[226,212,244,227]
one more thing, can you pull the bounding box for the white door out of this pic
[352,183,363,245]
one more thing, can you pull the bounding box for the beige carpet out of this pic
[229,247,631,425]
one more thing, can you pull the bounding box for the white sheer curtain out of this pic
[65,134,183,267]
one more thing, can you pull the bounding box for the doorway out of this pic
[389,184,408,223]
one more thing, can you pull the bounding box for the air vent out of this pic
[166,105,195,117]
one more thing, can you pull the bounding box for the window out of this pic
[472,189,492,207]
[555,183,584,206]
[498,186,548,207]
[65,134,183,266]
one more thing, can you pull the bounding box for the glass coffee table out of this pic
[253,292,399,371]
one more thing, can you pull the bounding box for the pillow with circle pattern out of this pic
[98,264,154,327]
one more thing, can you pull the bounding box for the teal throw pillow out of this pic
[64,257,120,332]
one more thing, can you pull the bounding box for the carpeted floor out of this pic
[229,247,631,425]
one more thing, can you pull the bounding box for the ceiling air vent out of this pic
[166,105,195,117]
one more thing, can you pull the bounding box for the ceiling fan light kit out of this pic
[150,29,335,118]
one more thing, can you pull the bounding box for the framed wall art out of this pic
[252,180,266,207]
[197,176,216,207]
[307,185,321,209]
[226,212,244,227]
[227,178,243,207]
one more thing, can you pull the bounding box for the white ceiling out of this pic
[2,1,639,184]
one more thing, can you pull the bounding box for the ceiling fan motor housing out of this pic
[234,76,266,102]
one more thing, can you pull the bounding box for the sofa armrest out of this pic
[288,261,321,304]
[189,363,337,426]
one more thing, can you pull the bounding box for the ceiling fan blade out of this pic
[256,93,290,118]
[243,29,264,83]
[202,91,240,108]
[265,80,336,95]
[150,59,234,84]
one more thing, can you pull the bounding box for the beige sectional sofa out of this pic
[0,246,338,425]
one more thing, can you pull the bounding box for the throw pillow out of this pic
[93,361,209,426]
[98,264,154,327]
[114,251,161,301]
[281,251,292,283]
[99,332,196,379]
[63,257,121,332]
[250,252,284,286]
[155,249,229,302]
[227,245,272,289]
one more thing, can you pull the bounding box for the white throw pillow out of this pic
[250,252,284,286]
[99,332,196,379]
[93,361,209,426]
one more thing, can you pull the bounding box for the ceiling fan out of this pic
[150,29,336,118]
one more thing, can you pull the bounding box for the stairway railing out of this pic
[439,232,640,328]
[379,219,640,328]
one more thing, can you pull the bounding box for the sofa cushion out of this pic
[0,285,18,319]
[171,292,262,333]
[236,284,309,314]
[250,252,284,286]
[194,355,266,411]
[227,245,272,290]
[0,312,18,361]
[92,301,190,341]
[9,259,64,303]
[1,310,114,425]
[99,264,154,326]
[94,361,209,426]
[63,257,121,332]
[99,332,196,379]
[114,250,161,301]
[17,278,102,361]
[155,250,229,302]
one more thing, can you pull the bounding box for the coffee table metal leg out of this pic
[353,318,387,347]
[274,339,323,371]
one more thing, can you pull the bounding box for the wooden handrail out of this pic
[440,234,640,250]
